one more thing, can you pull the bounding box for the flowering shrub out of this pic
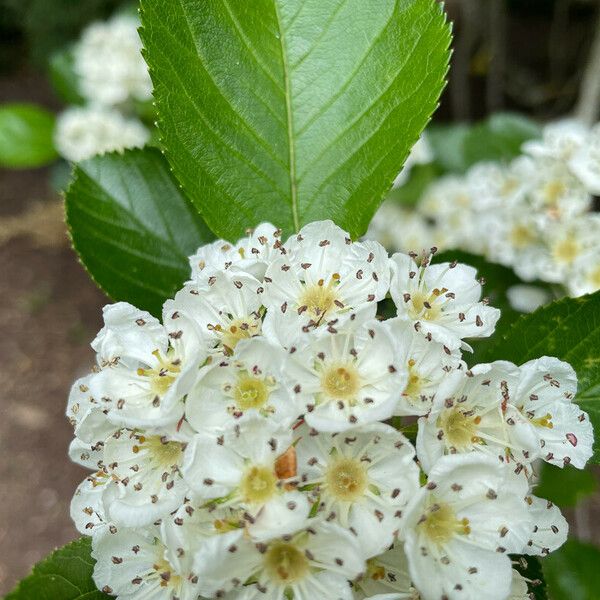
[5,1,600,599]
[371,120,600,305]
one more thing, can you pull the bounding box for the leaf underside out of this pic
[65,147,214,317]
[140,0,451,239]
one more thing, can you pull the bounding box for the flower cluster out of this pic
[371,120,600,304]
[54,14,151,162]
[68,220,593,600]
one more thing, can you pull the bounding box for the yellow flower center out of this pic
[264,542,309,584]
[152,556,182,589]
[418,502,470,546]
[137,349,181,396]
[321,363,361,400]
[240,465,278,504]
[437,407,480,450]
[325,456,368,501]
[298,275,340,322]
[408,288,445,321]
[133,435,184,468]
[403,359,426,404]
[216,316,261,353]
[234,374,270,410]
[543,179,566,206]
[552,238,580,265]
[509,224,536,249]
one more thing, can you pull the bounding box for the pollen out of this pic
[325,456,368,501]
[408,290,442,321]
[552,238,580,265]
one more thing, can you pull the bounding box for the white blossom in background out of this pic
[506,284,552,314]
[66,220,589,600]
[371,117,600,301]
[54,106,149,162]
[75,14,152,107]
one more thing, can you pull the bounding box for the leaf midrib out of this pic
[273,0,299,232]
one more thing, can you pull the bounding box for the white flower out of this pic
[288,321,406,432]
[566,249,600,296]
[66,374,116,469]
[92,526,202,600]
[519,495,568,556]
[164,270,264,355]
[89,303,204,428]
[182,419,310,539]
[512,357,593,469]
[192,521,365,599]
[295,423,420,557]
[506,285,551,313]
[403,454,530,600]
[101,427,190,527]
[533,214,600,284]
[389,253,500,350]
[71,471,109,537]
[522,119,588,162]
[352,544,419,599]
[54,106,149,162]
[368,203,435,255]
[75,15,152,106]
[384,318,463,416]
[416,362,538,473]
[569,122,600,194]
[527,158,591,223]
[185,337,303,431]
[508,570,530,600]
[188,223,284,282]
[262,220,389,344]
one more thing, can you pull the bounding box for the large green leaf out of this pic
[6,537,109,600]
[140,0,451,239]
[543,539,600,600]
[65,147,215,317]
[0,103,58,168]
[474,292,600,461]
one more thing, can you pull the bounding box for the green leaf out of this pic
[49,48,85,105]
[473,292,600,461]
[462,112,541,167]
[140,0,451,240]
[6,537,109,600]
[0,103,58,168]
[543,539,600,600]
[536,462,597,508]
[386,162,442,207]
[65,147,215,317]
